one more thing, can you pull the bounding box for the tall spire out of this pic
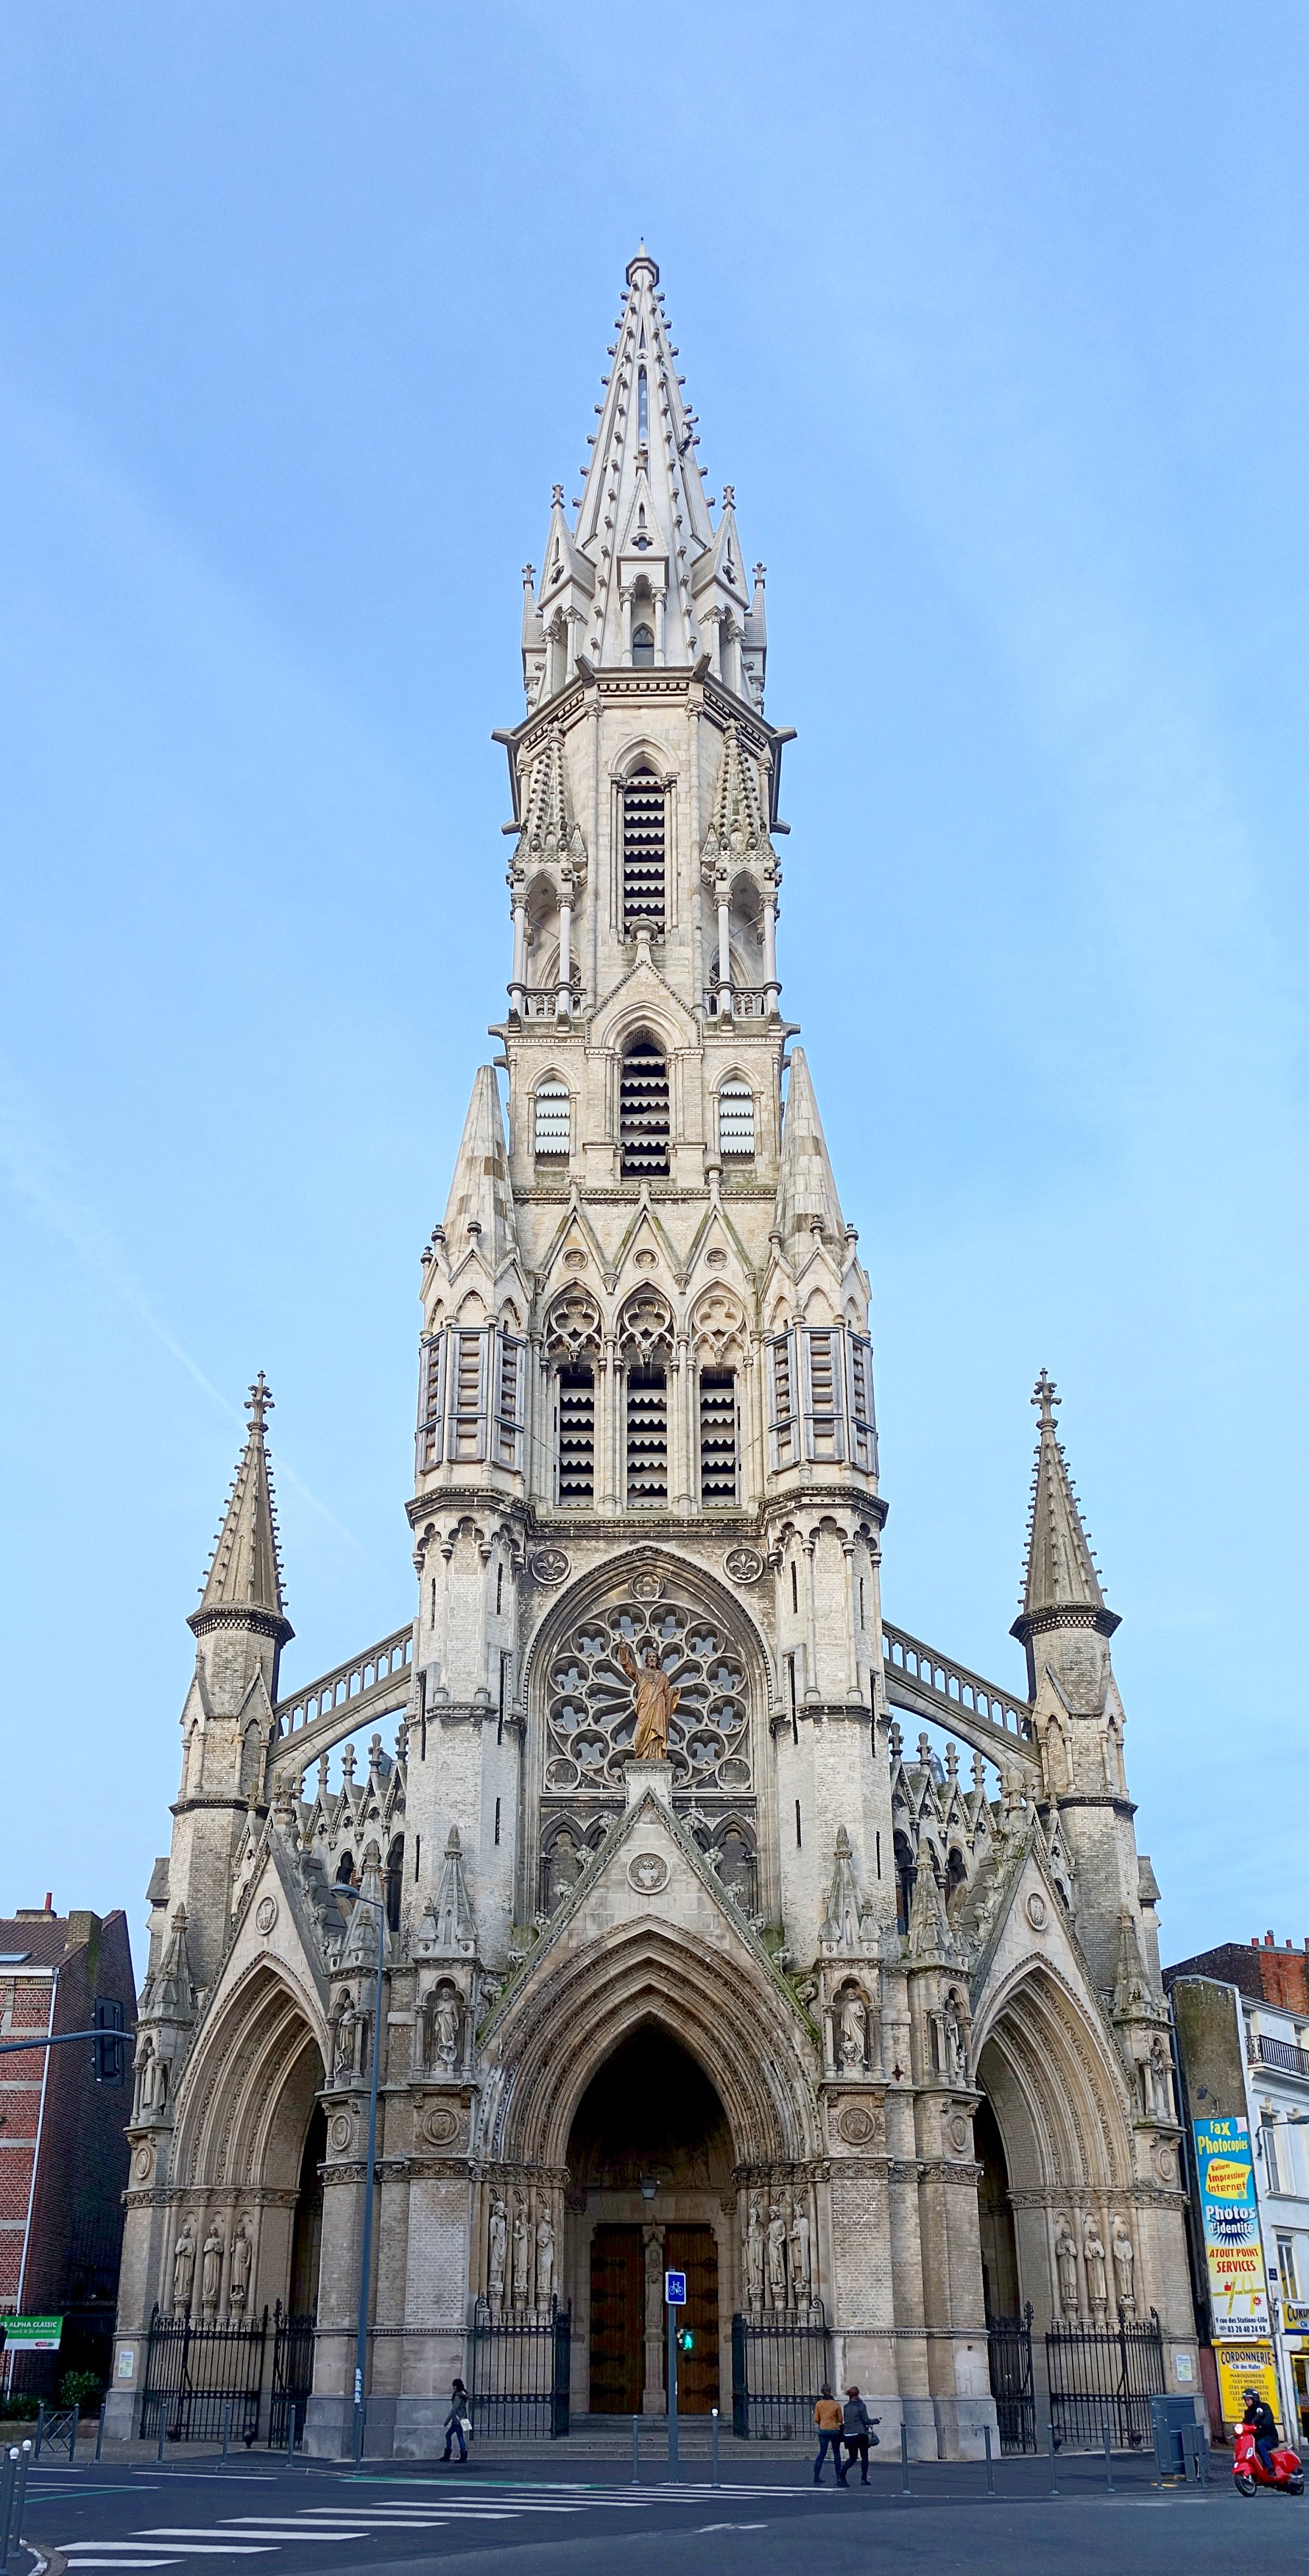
[1012,1371,1118,1647]
[775,1048,844,1250]
[525,247,763,701]
[442,1066,518,1268]
[190,1376,292,1647]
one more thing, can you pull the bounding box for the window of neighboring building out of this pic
[717,1079,755,1159]
[1263,2107,1283,2193]
[1278,2236,1299,2299]
[533,1078,571,1158]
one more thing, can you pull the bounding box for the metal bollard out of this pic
[286,2404,296,2467]
[984,2421,995,2497]
[156,2407,166,2465]
[12,2446,29,2551]
[1046,2420,1059,2497]
[32,2407,43,2468]
[71,2404,80,2463]
[1102,2416,1115,2493]
[631,2413,640,2485]
[220,2400,231,2469]
[96,2397,106,2463]
[0,2447,17,2572]
[711,2406,719,2488]
[899,2420,912,2497]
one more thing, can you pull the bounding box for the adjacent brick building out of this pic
[1165,1935,1309,2016]
[0,1903,137,2394]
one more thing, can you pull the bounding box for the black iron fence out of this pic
[141,2305,316,2446]
[1046,2310,1165,2451]
[987,2307,1037,2453]
[731,2305,831,2440]
[468,2302,571,2440]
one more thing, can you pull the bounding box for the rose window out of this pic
[542,1594,752,1799]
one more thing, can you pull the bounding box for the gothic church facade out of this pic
[110,250,1198,2457]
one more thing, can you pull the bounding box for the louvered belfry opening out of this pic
[619,1036,670,1178]
[622,765,666,932]
[625,1367,669,1506]
[557,1365,596,1504]
[699,1370,738,1504]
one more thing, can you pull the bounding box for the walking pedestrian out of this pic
[813,2384,847,2485]
[841,2386,879,2483]
[441,2379,471,2463]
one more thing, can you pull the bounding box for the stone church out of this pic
[110,249,1198,2458]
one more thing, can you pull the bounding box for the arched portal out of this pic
[973,1961,1138,2334]
[168,1963,328,2325]
[566,2023,732,2417]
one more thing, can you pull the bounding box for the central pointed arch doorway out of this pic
[567,2023,731,2416]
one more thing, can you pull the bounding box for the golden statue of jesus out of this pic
[616,1638,680,1761]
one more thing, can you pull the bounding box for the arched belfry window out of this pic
[620,1033,670,1179]
[632,622,654,668]
[621,763,666,933]
[717,1079,755,1159]
[533,1078,571,1160]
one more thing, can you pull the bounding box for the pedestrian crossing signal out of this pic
[677,2327,694,2353]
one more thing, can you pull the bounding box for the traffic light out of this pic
[91,1998,126,2083]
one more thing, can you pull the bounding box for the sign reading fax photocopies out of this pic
[1193,2117,1268,2333]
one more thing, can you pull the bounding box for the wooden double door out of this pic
[588,2224,719,2414]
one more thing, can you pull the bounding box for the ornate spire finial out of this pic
[247,1372,272,1431]
[1032,1368,1059,1429]
[1012,1369,1118,1663]
[189,1370,292,1651]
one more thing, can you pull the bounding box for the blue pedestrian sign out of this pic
[665,2269,687,2307]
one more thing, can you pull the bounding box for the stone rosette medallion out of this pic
[833,2099,884,2148]
[627,1851,670,1895]
[255,1894,278,1935]
[328,2112,353,2152]
[530,1547,571,1587]
[724,1546,764,1585]
[420,2103,460,2146]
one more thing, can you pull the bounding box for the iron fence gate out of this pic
[141,2305,317,2446]
[1046,2310,1165,2450]
[468,2302,571,2439]
[141,2307,268,2444]
[269,2310,317,2449]
[986,2307,1037,2452]
[731,2307,831,2440]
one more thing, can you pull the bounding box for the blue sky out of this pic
[1,2,1305,1967]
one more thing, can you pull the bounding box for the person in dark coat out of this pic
[1243,2389,1279,2480]
[442,2378,470,2463]
[841,2387,879,2482]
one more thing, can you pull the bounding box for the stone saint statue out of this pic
[432,1993,460,2073]
[228,2221,252,2313]
[1111,2217,1136,2315]
[536,2210,555,2305]
[766,2205,788,2304]
[643,2227,666,2332]
[487,2197,508,2314]
[334,2000,356,2080]
[616,1638,680,1761]
[511,2198,531,2306]
[745,2198,765,2308]
[943,1991,967,2079]
[201,2226,224,2315]
[1083,2215,1109,2315]
[789,2200,811,2305]
[172,2221,196,2313]
[1054,2220,1079,2320]
[839,1989,867,2070]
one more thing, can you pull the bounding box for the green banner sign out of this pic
[1,2315,63,2349]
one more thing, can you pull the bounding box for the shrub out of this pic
[59,2371,104,2409]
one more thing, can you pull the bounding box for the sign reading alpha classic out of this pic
[1193,2117,1269,2338]
[1,2315,63,2349]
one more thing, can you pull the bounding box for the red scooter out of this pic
[1233,2423,1305,2496]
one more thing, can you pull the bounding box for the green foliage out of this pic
[0,2393,40,2419]
[59,2370,104,2408]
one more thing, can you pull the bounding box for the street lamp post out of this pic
[336,1883,387,2474]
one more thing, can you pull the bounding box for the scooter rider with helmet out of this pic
[1243,2388,1280,2481]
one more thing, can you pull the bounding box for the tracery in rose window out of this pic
[541,1588,753,1802]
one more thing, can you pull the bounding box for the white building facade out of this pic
[109,250,1199,2459]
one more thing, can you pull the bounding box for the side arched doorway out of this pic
[566,2023,733,2417]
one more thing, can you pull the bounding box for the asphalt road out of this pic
[18,2455,1308,2576]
